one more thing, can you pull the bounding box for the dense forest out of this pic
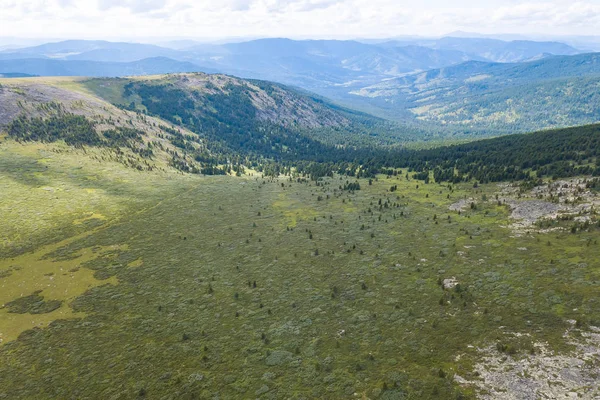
[270,123,600,183]
[8,104,145,150]
[6,75,600,185]
[394,124,600,183]
[8,101,600,185]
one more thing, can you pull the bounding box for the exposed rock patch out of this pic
[443,277,459,290]
[449,198,475,212]
[496,179,600,235]
[506,199,565,226]
[459,326,600,399]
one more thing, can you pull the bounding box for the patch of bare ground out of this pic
[457,325,600,399]
[505,199,565,228]
[449,198,476,212]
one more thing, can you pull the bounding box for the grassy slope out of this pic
[0,76,213,172]
[0,138,199,344]
[1,140,599,398]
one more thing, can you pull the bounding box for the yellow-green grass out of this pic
[0,140,192,257]
[0,139,201,345]
[0,237,122,344]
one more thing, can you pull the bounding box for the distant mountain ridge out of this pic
[0,57,212,77]
[352,52,600,134]
[375,37,580,63]
[365,52,600,90]
[0,37,583,90]
[2,40,187,62]
[1,37,582,78]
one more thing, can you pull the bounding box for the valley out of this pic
[1,70,600,398]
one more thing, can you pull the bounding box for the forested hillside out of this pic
[83,74,430,162]
[3,73,599,185]
[0,74,421,176]
[256,123,600,183]
[396,124,600,183]
[353,53,600,134]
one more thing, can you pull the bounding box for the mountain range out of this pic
[1,37,598,136]
[0,37,582,80]
[0,57,212,77]
[373,37,580,62]
[350,53,600,132]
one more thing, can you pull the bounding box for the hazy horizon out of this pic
[2,32,600,51]
[2,1,600,42]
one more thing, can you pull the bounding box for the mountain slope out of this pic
[84,73,420,158]
[0,76,212,173]
[1,73,421,176]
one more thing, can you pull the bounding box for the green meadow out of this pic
[1,140,599,399]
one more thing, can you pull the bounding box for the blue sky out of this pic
[1,0,599,40]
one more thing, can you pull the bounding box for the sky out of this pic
[1,0,600,41]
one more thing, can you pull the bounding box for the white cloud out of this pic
[97,0,168,13]
[0,0,599,40]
